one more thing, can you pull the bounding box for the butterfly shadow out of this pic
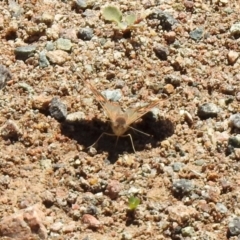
[60,112,175,162]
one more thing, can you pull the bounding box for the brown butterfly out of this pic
[85,80,162,153]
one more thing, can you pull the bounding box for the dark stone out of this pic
[49,97,67,122]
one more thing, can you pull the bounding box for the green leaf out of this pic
[117,21,128,30]
[125,14,137,26]
[102,6,122,23]
[128,196,140,210]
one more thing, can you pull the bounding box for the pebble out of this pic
[60,29,78,42]
[163,31,176,43]
[86,205,98,215]
[236,91,240,101]
[226,145,234,156]
[221,84,236,95]
[26,24,47,39]
[41,190,55,207]
[142,163,151,173]
[234,148,240,160]
[41,12,54,26]
[172,162,184,172]
[88,146,98,156]
[56,187,68,207]
[14,45,37,61]
[227,50,239,65]
[189,27,204,41]
[164,74,181,87]
[122,232,133,240]
[105,180,122,200]
[172,55,185,71]
[167,203,198,225]
[39,51,50,67]
[228,135,240,148]
[197,103,220,119]
[18,199,31,209]
[56,38,72,52]
[68,192,78,205]
[174,144,185,155]
[150,83,163,93]
[46,25,61,40]
[230,22,240,38]
[216,203,228,214]
[49,97,68,121]
[82,214,101,228]
[40,159,52,170]
[0,65,12,90]
[163,83,174,94]
[0,16,4,30]
[149,10,178,30]
[46,41,55,51]
[184,0,194,10]
[115,80,125,88]
[32,95,52,110]
[8,0,23,17]
[75,0,88,9]
[161,139,170,148]
[150,107,160,120]
[228,217,240,236]
[153,44,169,60]
[62,221,76,233]
[0,175,10,187]
[46,50,69,65]
[18,82,35,94]
[5,20,18,37]
[102,89,122,101]
[80,192,98,205]
[172,40,181,48]
[229,114,240,129]
[172,179,194,196]
[194,159,205,166]
[181,226,195,237]
[128,186,141,195]
[0,204,47,239]
[106,71,115,80]
[201,186,220,202]
[50,222,63,232]
[215,121,228,132]
[0,120,22,140]
[180,110,193,125]
[66,111,86,123]
[78,27,94,41]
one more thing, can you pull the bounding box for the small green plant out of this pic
[102,6,140,31]
[128,196,140,211]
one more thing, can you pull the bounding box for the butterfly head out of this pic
[111,116,129,136]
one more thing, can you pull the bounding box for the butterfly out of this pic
[85,80,162,153]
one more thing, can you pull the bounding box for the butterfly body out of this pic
[111,115,129,136]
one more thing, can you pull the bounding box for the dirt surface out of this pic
[1,0,240,239]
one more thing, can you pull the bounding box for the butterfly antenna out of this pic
[129,126,151,137]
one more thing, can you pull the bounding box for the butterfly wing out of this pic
[125,100,160,125]
[85,80,123,121]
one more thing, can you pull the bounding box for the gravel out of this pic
[189,27,204,41]
[49,97,68,121]
[0,65,12,89]
[14,45,37,60]
[78,27,94,41]
[1,0,240,239]
[197,103,220,119]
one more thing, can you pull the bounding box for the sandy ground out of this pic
[0,0,240,239]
